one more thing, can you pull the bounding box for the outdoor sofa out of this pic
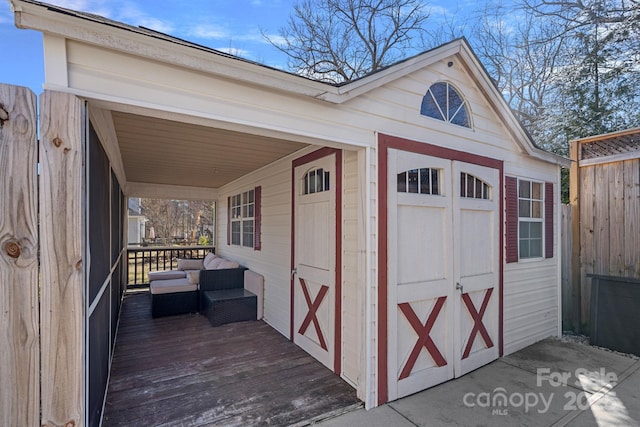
[148,252,263,325]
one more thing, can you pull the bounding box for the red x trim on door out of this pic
[461,288,494,359]
[397,296,447,380]
[298,279,329,351]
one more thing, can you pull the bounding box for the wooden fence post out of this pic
[40,90,85,426]
[0,84,39,426]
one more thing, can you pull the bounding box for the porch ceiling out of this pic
[112,111,308,189]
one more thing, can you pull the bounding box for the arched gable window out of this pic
[420,82,471,128]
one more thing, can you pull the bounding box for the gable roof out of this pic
[10,0,569,167]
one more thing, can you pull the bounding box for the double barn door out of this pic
[387,149,500,400]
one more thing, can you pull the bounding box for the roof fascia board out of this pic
[317,43,462,103]
[12,0,335,99]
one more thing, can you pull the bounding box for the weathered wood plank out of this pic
[0,84,39,426]
[623,159,640,277]
[102,294,360,426]
[40,91,85,426]
[569,140,581,330]
[561,205,572,331]
[608,162,625,276]
[579,166,595,328]
[593,163,610,275]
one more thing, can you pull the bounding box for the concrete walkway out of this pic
[317,338,640,427]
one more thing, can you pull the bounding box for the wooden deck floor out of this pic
[102,293,361,426]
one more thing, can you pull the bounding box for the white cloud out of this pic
[188,23,232,40]
[428,5,450,17]
[262,33,286,47]
[215,47,251,57]
[115,3,175,33]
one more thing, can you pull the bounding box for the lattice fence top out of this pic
[579,129,640,160]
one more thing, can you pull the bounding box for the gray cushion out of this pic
[177,258,205,271]
[148,270,186,281]
[150,278,197,294]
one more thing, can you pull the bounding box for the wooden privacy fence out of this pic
[0,84,39,426]
[561,205,573,331]
[1,84,85,426]
[569,129,640,333]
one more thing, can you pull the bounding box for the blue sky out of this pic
[0,0,469,94]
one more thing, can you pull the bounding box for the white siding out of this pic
[503,261,559,354]
[342,150,362,388]
[216,151,299,337]
[502,159,560,355]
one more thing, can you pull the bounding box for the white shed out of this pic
[8,0,569,423]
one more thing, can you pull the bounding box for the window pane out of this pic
[530,222,542,238]
[316,168,324,192]
[242,220,254,247]
[231,221,241,245]
[397,172,407,193]
[467,176,475,198]
[309,170,316,194]
[519,240,529,259]
[431,169,439,195]
[430,82,447,106]
[420,94,444,120]
[448,87,464,121]
[325,171,330,191]
[519,222,530,239]
[529,239,543,258]
[420,168,430,194]
[483,183,489,199]
[248,204,254,217]
[519,200,531,217]
[460,173,467,197]
[532,182,542,200]
[519,180,531,198]
[304,173,309,195]
[451,106,470,127]
[408,169,419,193]
[242,205,248,217]
[532,201,542,218]
[475,178,483,199]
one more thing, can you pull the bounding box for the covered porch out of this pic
[103,293,361,426]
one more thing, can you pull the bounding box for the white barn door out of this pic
[388,149,499,400]
[453,162,500,377]
[293,154,336,370]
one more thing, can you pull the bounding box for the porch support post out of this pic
[40,90,85,426]
[0,84,39,426]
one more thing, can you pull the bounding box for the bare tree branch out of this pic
[264,0,430,83]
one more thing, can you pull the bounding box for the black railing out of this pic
[126,245,214,291]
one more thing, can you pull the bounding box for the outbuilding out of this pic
[5,1,569,425]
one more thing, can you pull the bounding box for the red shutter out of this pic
[545,182,554,258]
[505,176,518,263]
[227,196,231,246]
[254,186,262,251]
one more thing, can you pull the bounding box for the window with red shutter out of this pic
[506,176,554,262]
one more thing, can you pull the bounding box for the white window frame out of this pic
[518,178,544,260]
[230,189,254,248]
